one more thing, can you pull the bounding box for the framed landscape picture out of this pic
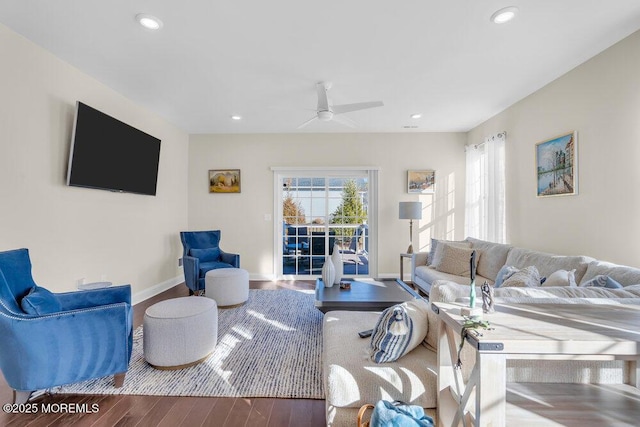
[407,170,435,193]
[535,132,577,197]
[209,169,241,193]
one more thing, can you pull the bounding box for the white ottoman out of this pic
[143,296,217,369]
[205,268,249,307]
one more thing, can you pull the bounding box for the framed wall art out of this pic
[209,169,241,193]
[535,131,577,197]
[407,170,435,194]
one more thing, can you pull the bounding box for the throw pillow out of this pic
[370,298,429,363]
[427,238,470,266]
[21,286,62,315]
[501,266,542,288]
[494,265,519,288]
[579,274,624,289]
[542,269,577,287]
[432,243,478,277]
[189,247,221,262]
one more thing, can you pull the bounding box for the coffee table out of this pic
[314,278,418,313]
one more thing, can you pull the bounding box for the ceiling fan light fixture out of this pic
[317,111,333,121]
[410,113,422,119]
[490,7,518,24]
[136,13,163,30]
[230,115,242,120]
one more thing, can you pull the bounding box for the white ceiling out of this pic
[2,1,640,134]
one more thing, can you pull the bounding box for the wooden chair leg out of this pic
[13,390,32,404]
[114,372,126,388]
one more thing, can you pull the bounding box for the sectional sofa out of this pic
[322,238,640,426]
[411,237,640,295]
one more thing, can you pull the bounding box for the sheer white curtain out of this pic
[465,132,506,243]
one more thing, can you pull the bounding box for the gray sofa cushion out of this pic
[580,260,640,287]
[501,265,542,288]
[458,296,640,306]
[432,243,476,276]
[323,310,437,410]
[432,281,640,303]
[427,238,470,265]
[504,247,593,284]
[414,265,492,287]
[467,237,513,281]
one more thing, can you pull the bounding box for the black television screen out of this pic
[66,102,161,196]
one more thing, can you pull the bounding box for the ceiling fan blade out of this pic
[297,115,318,129]
[332,101,384,115]
[316,82,330,112]
[331,114,357,128]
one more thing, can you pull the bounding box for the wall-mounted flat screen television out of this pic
[66,102,161,196]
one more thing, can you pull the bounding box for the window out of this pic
[465,132,506,243]
[273,168,378,279]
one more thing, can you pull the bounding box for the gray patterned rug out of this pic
[53,289,324,398]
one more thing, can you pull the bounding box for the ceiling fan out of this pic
[297,82,384,128]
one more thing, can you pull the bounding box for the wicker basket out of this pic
[357,404,375,427]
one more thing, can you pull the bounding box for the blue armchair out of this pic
[0,248,133,404]
[180,230,240,294]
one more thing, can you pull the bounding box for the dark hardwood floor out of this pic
[0,280,326,427]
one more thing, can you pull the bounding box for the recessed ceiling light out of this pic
[490,6,518,24]
[136,13,163,30]
[231,115,242,120]
[410,113,422,119]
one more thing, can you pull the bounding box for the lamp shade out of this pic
[399,201,422,220]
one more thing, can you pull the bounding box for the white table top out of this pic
[432,302,640,356]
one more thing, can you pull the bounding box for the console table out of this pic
[433,302,640,427]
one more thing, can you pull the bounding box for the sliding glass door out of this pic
[274,169,377,279]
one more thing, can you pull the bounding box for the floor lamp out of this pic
[399,201,422,254]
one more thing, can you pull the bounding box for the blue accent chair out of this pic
[0,248,133,404]
[180,230,240,294]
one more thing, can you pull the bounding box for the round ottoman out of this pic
[205,268,249,307]
[143,296,217,369]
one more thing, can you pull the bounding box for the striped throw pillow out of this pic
[370,305,413,363]
[369,299,429,363]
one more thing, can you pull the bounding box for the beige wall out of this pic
[0,24,189,298]
[188,133,466,278]
[467,29,640,267]
[8,18,637,293]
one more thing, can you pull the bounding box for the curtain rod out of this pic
[464,131,506,152]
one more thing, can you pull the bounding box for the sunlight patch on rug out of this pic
[53,289,324,398]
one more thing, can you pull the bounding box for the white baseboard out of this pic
[249,273,277,281]
[377,273,400,279]
[132,274,184,306]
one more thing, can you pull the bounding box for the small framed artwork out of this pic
[408,170,435,193]
[209,169,241,193]
[535,131,577,197]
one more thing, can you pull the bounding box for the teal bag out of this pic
[369,400,434,427]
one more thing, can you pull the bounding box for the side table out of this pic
[400,253,412,282]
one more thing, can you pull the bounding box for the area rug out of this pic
[53,289,325,399]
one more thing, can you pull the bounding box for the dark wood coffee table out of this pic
[314,278,419,313]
